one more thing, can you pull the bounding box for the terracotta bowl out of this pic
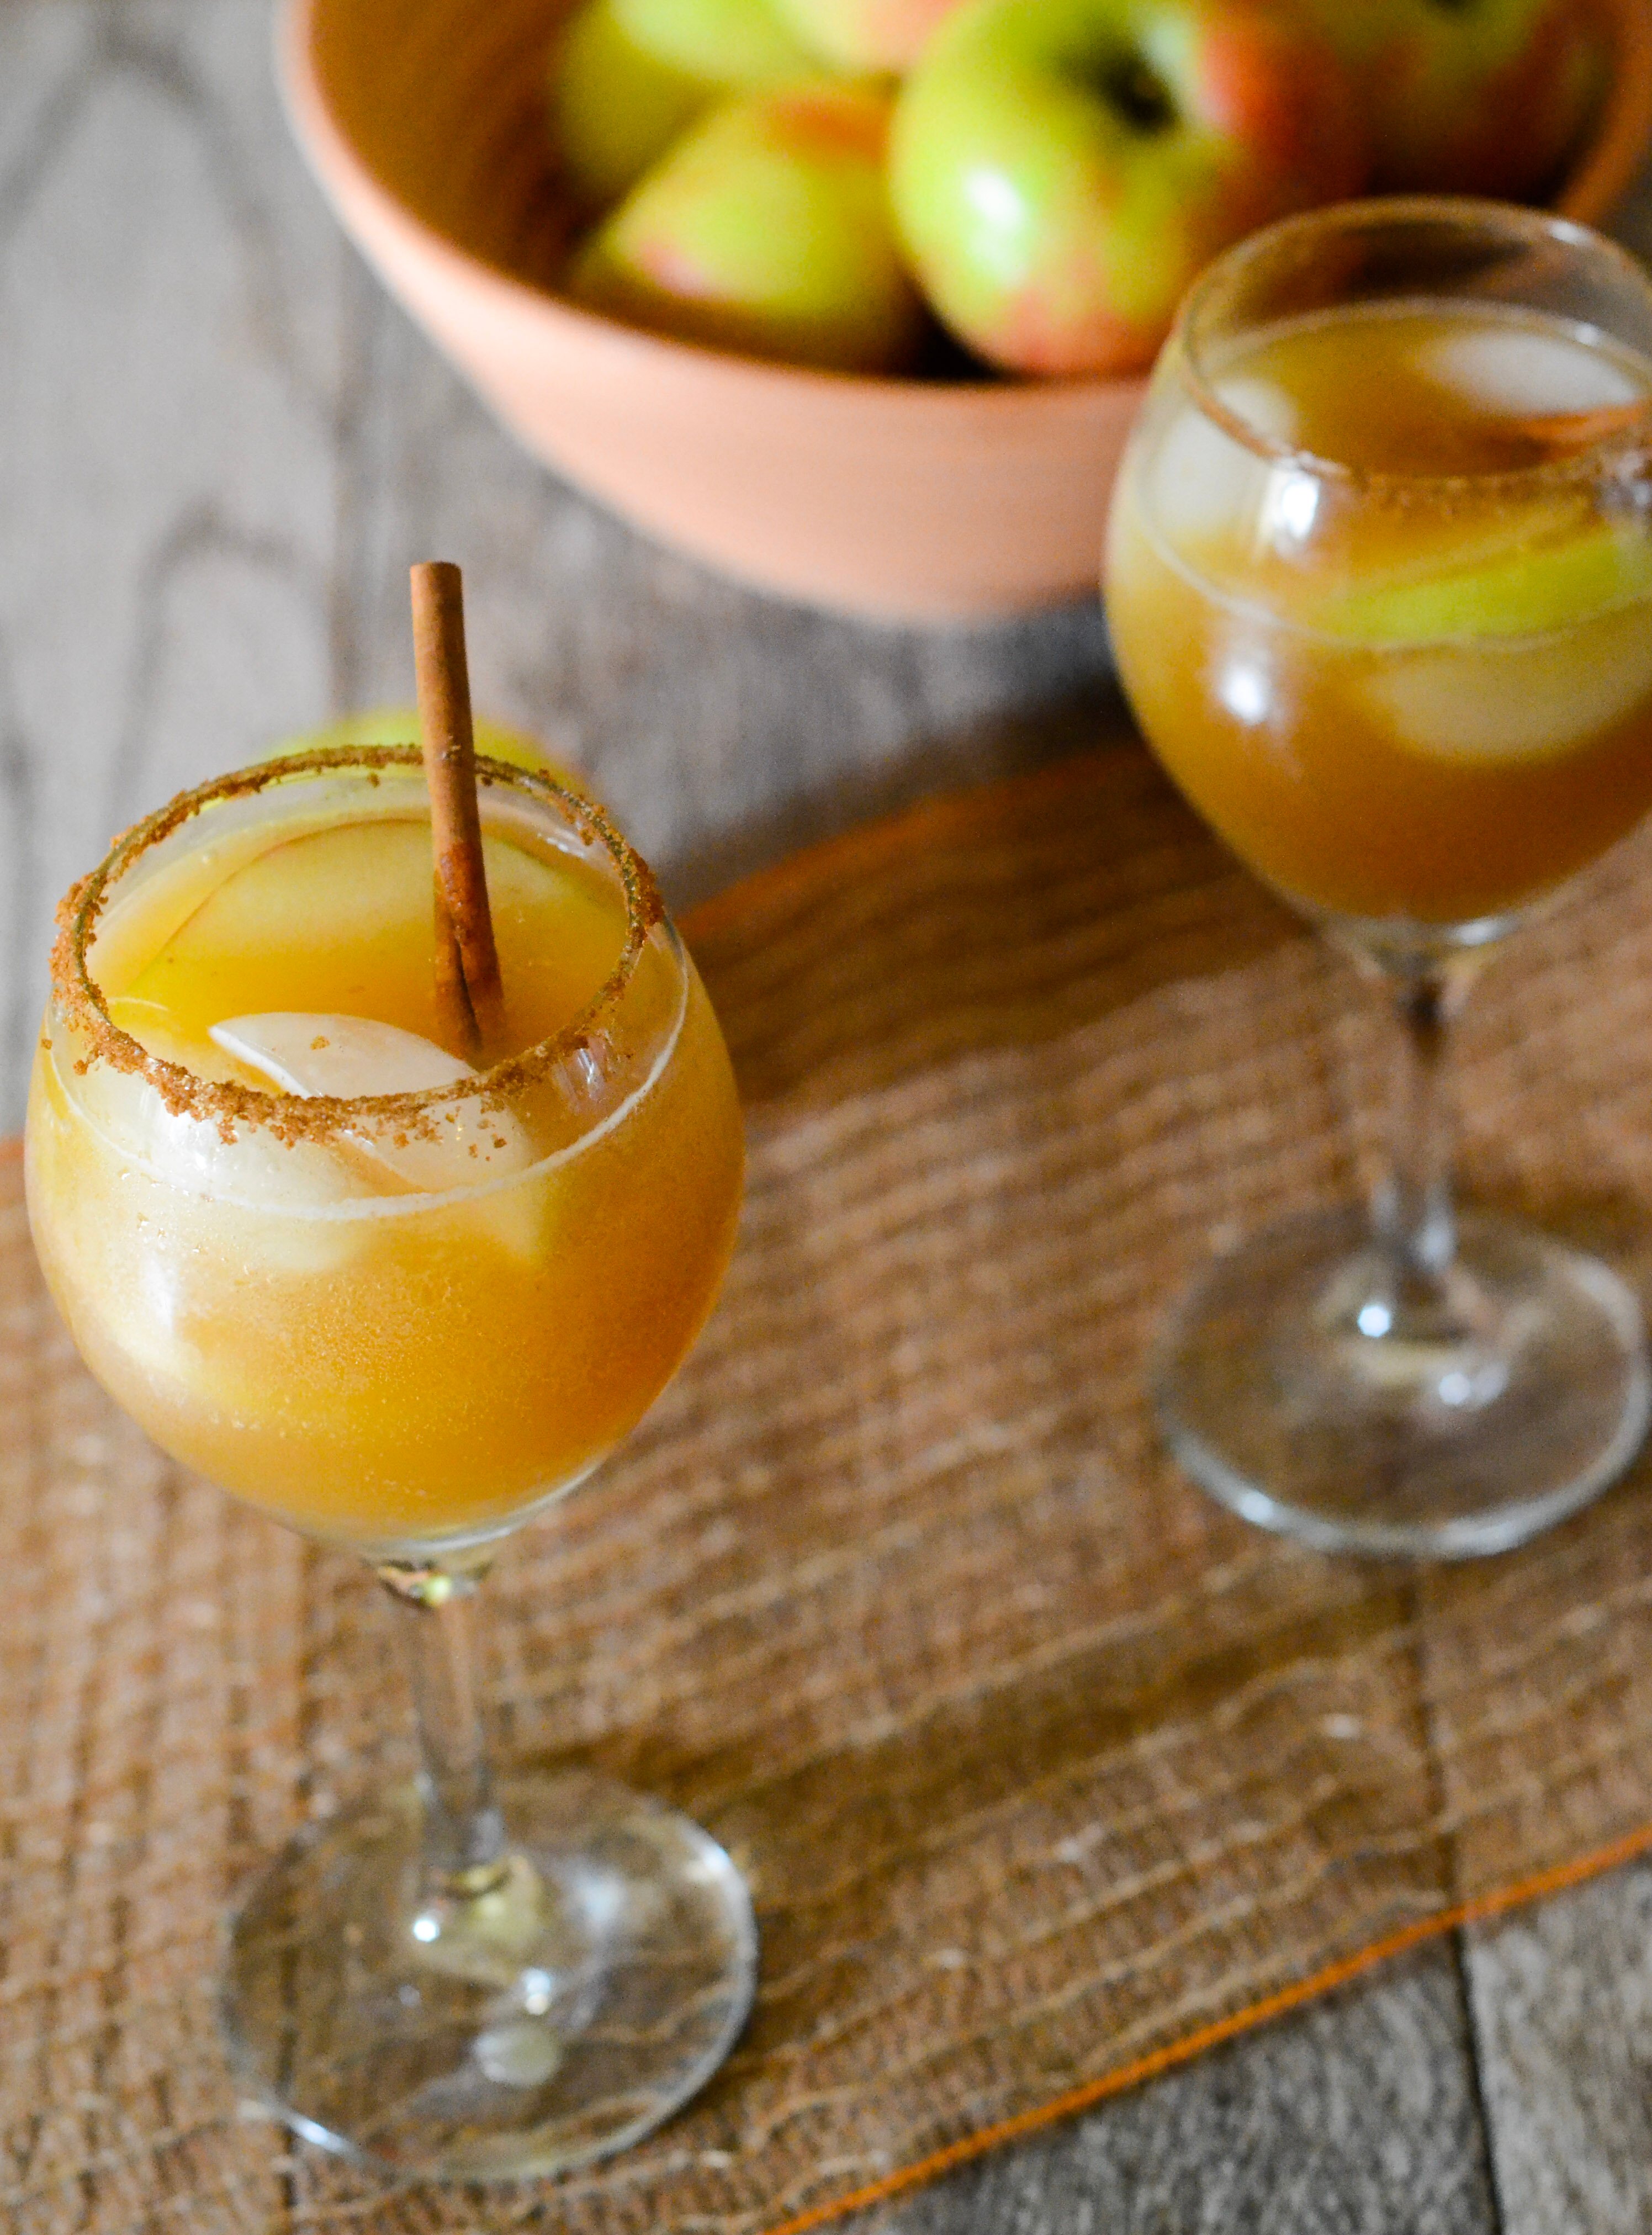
[280,0,1652,622]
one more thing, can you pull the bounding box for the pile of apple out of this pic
[549,0,1607,378]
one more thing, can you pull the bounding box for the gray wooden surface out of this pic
[4,1,1652,2226]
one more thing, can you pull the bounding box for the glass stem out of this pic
[377,1555,507,1893]
[1371,957,1465,1300]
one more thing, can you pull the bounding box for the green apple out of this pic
[1316,520,1652,646]
[1288,0,1604,198]
[889,0,1367,377]
[566,84,928,372]
[548,0,824,214]
[769,0,969,70]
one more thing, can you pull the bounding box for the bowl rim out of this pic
[279,0,1652,407]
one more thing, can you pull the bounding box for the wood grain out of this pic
[881,1948,1498,2235]
[0,0,348,1124]
[4,0,1652,2226]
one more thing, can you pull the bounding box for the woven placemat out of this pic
[9,733,1652,2233]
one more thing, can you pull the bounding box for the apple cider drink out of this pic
[1108,300,1652,928]
[26,552,764,2182]
[26,747,744,1555]
[1104,202,1652,1561]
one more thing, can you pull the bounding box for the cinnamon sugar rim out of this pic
[49,744,667,1142]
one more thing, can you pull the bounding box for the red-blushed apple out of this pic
[888,0,1368,377]
[769,0,968,71]
[549,0,824,215]
[1288,0,1603,198]
[566,85,928,372]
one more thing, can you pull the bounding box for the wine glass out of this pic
[25,743,752,2176]
[1106,198,1652,1557]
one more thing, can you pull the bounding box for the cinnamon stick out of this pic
[411,562,506,1060]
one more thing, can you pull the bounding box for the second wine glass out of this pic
[1106,197,1652,1558]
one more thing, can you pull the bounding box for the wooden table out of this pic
[5,3,1652,2225]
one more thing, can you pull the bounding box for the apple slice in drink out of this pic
[118,818,620,1062]
[1320,516,1652,763]
[39,996,369,1318]
[119,820,451,1047]
[209,1014,534,1185]
[1317,516,1652,648]
[89,992,367,1224]
[1368,622,1652,764]
[209,1013,478,1101]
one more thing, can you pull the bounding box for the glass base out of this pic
[221,1771,756,2180]
[1155,1208,1650,1558]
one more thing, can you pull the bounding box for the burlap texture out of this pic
[7,738,1652,2232]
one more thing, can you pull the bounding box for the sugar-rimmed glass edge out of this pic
[50,744,668,1142]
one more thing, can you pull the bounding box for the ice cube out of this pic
[1212,374,1300,447]
[1150,385,1287,551]
[1364,618,1652,761]
[210,1014,544,1259]
[1418,327,1640,417]
[210,1013,475,1099]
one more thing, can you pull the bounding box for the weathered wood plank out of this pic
[1467,1863,1652,2235]
[882,1947,1498,2235]
[0,0,349,1131]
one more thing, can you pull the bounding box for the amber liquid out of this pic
[1107,304,1652,925]
[26,795,744,1550]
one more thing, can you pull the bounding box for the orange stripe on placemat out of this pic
[766,1819,1652,2235]
[0,1136,20,1163]
[679,755,1118,954]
